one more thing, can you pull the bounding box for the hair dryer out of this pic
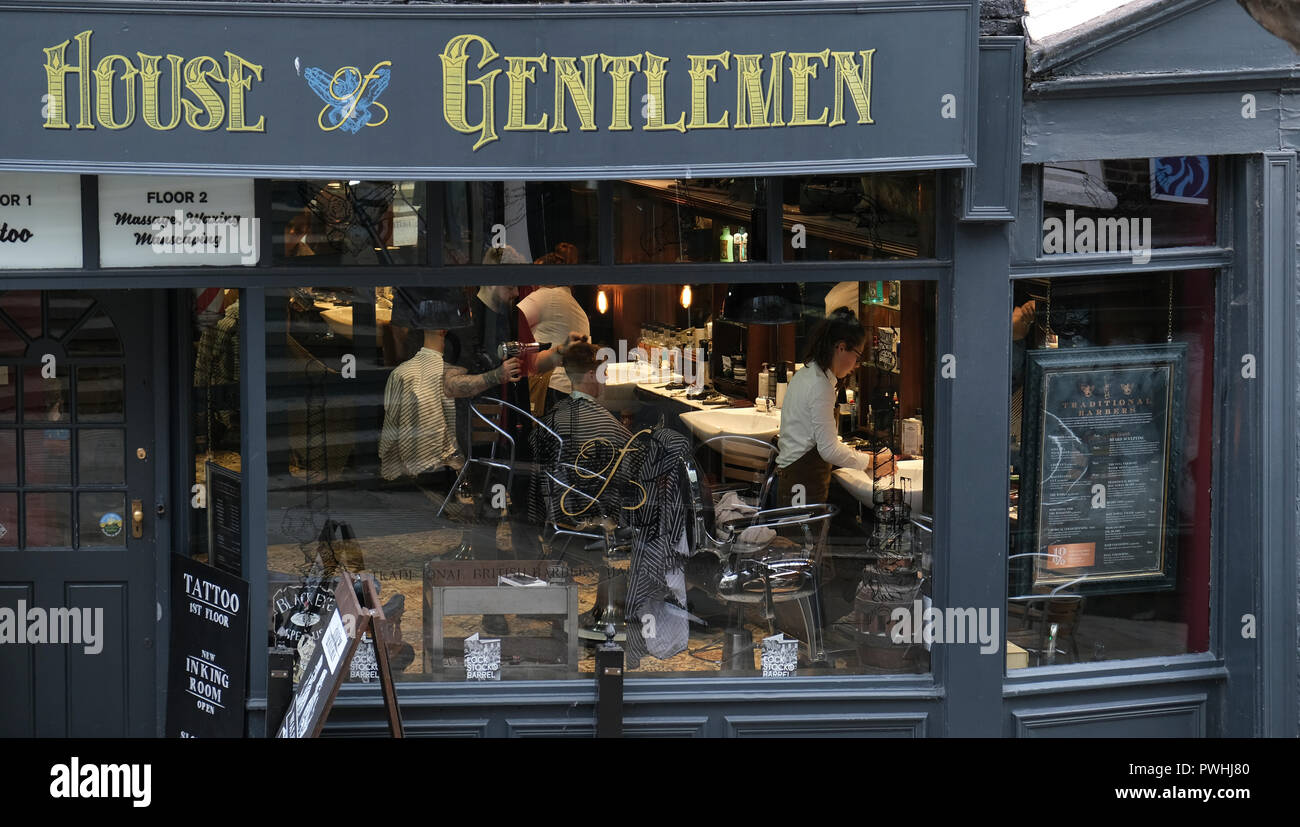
[497,341,552,361]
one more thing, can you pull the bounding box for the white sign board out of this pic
[464,633,501,681]
[0,173,83,269]
[761,633,799,677]
[98,176,258,267]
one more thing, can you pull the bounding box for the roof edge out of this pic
[1026,0,1217,76]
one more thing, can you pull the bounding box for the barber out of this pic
[443,285,581,442]
[776,307,894,507]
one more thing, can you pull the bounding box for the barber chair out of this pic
[542,460,637,642]
[678,445,836,670]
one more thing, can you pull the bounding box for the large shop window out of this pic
[1007,271,1215,668]
[266,278,938,681]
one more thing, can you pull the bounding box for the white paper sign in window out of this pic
[0,173,83,269]
[99,176,258,267]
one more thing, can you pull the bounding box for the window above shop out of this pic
[1039,157,1218,259]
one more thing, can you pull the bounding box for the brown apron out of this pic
[778,446,833,507]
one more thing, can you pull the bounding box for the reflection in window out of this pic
[614,179,765,263]
[782,173,935,261]
[443,181,597,266]
[1007,271,1215,668]
[191,288,242,563]
[1041,158,1217,255]
[266,279,938,683]
[271,181,426,266]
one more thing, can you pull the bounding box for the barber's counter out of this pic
[600,362,923,511]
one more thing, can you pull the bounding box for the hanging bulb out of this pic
[596,289,609,315]
[680,284,692,309]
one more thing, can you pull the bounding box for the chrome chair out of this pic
[542,459,637,642]
[1007,553,1087,666]
[712,504,838,667]
[434,396,560,521]
[696,433,779,511]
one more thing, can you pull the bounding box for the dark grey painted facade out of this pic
[0,0,1295,738]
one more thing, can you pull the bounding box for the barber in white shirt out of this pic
[776,307,894,506]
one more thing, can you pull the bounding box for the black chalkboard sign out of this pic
[275,574,404,738]
[206,463,242,578]
[1017,343,1185,595]
[166,555,250,738]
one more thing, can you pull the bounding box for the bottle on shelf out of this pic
[719,226,734,262]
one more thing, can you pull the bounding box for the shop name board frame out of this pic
[0,0,977,180]
[1016,343,1187,596]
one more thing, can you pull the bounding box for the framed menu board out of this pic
[1017,343,1186,595]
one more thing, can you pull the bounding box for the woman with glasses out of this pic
[775,307,894,506]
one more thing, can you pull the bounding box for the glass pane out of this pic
[0,317,24,356]
[65,309,122,357]
[1007,271,1214,668]
[22,364,69,423]
[614,179,764,264]
[443,181,598,266]
[0,364,13,421]
[25,492,71,548]
[79,492,126,548]
[1041,157,1217,256]
[0,291,41,339]
[25,427,70,485]
[0,492,15,549]
[79,429,124,485]
[0,430,13,484]
[268,279,938,681]
[271,180,426,266]
[76,365,124,422]
[782,173,936,261]
[191,288,242,561]
[47,294,93,341]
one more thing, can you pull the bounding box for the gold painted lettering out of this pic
[788,49,830,126]
[137,53,184,130]
[225,51,265,132]
[561,430,651,516]
[93,54,138,130]
[686,52,730,129]
[440,34,501,151]
[43,30,93,129]
[599,53,641,131]
[182,56,226,131]
[550,55,599,133]
[733,52,785,129]
[642,52,685,132]
[829,49,874,127]
[504,54,548,131]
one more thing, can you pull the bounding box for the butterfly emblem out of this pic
[305,61,391,133]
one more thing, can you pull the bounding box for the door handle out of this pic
[132,499,144,539]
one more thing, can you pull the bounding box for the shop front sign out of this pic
[0,0,977,179]
[0,172,82,268]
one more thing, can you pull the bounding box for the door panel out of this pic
[0,290,158,737]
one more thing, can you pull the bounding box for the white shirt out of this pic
[776,364,872,472]
[519,287,591,394]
